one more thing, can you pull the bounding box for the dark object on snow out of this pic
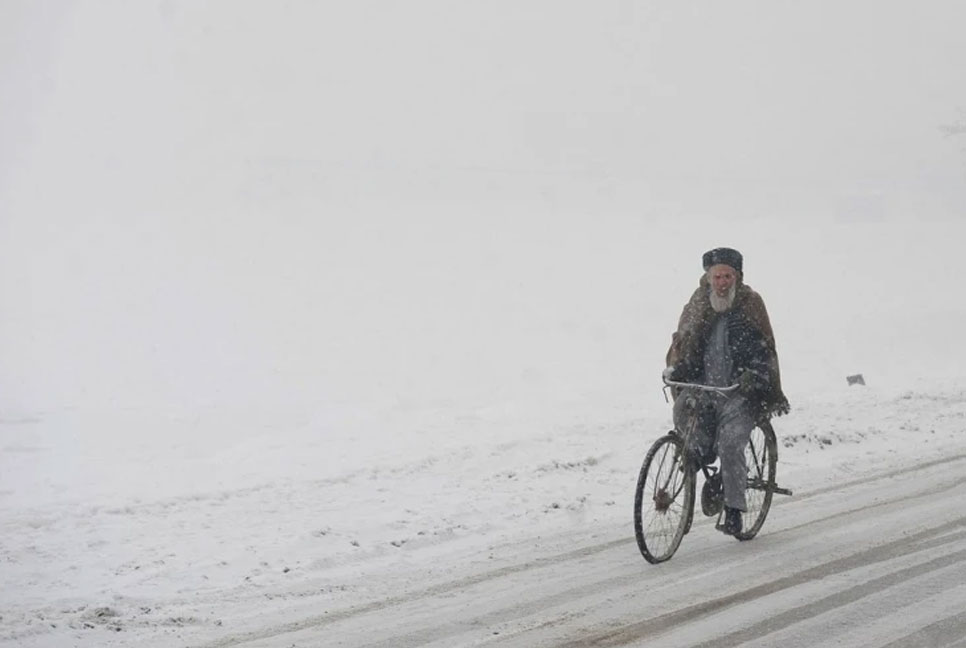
[702,247,743,273]
[847,374,866,386]
[719,507,743,536]
[701,472,723,517]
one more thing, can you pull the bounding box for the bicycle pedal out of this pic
[701,474,723,517]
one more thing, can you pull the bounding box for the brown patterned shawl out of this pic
[666,274,790,419]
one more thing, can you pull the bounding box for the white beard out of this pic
[709,283,736,313]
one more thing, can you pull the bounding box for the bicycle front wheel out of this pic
[734,420,778,541]
[634,433,695,563]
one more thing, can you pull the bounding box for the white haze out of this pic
[3,1,965,420]
[1,3,966,643]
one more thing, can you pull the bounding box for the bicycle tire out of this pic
[683,469,697,535]
[634,433,695,563]
[733,420,778,541]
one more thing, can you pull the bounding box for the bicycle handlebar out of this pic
[662,378,739,394]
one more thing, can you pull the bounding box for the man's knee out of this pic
[718,422,753,454]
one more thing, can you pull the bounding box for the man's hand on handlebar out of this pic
[737,369,768,395]
[738,370,756,394]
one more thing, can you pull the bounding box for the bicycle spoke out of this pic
[747,437,763,479]
[635,434,695,563]
[734,423,777,541]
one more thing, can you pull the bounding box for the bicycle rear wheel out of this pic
[733,420,778,541]
[634,433,695,563]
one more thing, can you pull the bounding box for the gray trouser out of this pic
[673,390,755,511]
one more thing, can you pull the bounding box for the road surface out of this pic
[200,453,966,648]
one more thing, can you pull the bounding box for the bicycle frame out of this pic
[672,392,721,493]
[634,377,793,562]
[665,377,793,497]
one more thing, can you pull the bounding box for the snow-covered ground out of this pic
[2,2,966,647]
[4,375,966,646]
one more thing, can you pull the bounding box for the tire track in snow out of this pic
[880,610,966,648]
[554,520,966,648]
[192,538,628,648]
[192,454,966,647]
[689,546,966,648]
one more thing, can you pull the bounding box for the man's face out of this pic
[709,264,737,297]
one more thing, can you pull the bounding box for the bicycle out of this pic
[633,378,792,564]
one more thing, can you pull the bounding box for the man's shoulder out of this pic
[738,284,767,308]
[738,282,761,297]
[735,283,776,343]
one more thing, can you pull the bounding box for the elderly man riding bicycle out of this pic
[664,247,790,536]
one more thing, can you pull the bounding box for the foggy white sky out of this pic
[1,1,965,414]
[5,2,966,212]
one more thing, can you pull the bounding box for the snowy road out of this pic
[194,453,966,648]
[5,391,966,648]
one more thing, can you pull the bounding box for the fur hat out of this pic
[702,247,743,273]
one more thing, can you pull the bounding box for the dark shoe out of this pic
[719,507,743,536]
